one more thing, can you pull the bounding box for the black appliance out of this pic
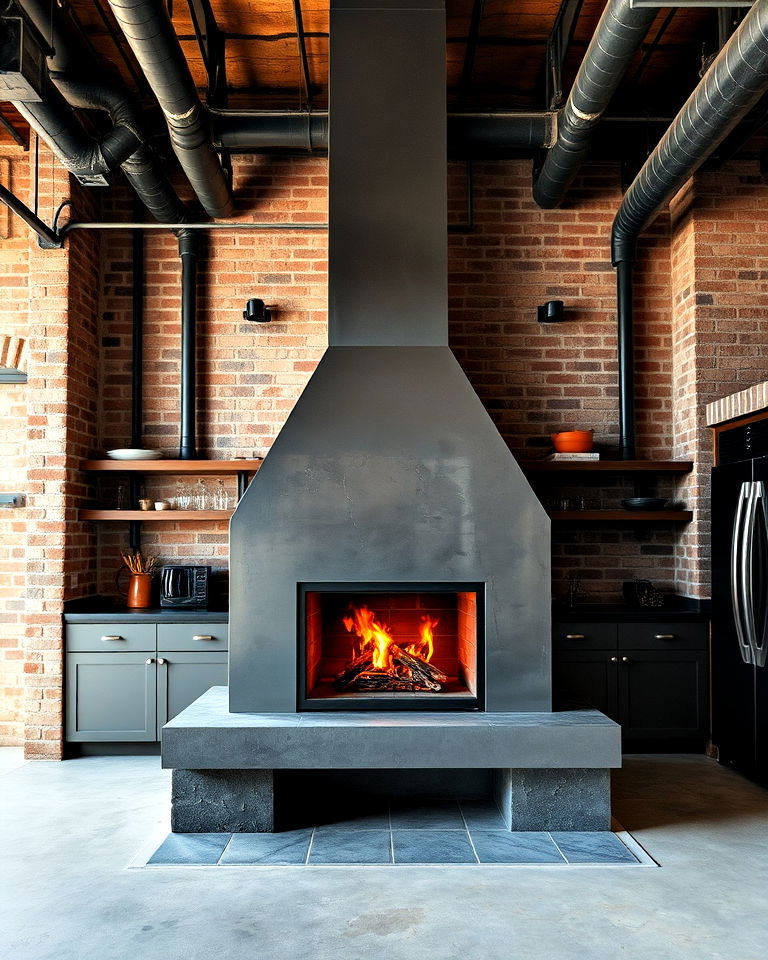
[159,565,211,609]
[712,421,768,782]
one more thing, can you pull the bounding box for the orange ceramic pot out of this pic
[126,573,153,609]
[551,430,594,453]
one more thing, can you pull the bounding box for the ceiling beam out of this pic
[186,0,227,105]
[459,0,485,100]
[545,0,586,110]
[291,0,313,107]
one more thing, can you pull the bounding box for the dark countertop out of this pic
[553,597,710,622]
[63,596,228,622]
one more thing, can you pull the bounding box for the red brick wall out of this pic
[96,157,328,586]
[0,148,30,745]
[93,156,680,604]
[23,143,100,758]
[669,157,768,597]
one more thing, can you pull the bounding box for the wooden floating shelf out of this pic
[522,459,694,473]
[548,510,693,522]
[80,459,262,474]
[79,510,233,521]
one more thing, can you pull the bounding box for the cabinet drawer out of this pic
[157,622,228,651]
[66,623,156,652]
[553,622,617,650]
[618,622,708,651]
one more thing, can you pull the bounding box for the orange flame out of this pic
[406,616,438,662]
[342,606,437,672]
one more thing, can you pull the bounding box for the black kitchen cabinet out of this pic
[553,617,709,751]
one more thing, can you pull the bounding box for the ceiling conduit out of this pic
[14,0,188,224]
[532,0,657,209]
[611,0,768,459]
[106,0,235,219]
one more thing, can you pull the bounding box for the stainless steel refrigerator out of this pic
[712,422,768,782]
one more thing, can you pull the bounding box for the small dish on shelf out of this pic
[106,449,164,460]
[621,497,668,511]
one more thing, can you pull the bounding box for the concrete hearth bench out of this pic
[163,687,621,833]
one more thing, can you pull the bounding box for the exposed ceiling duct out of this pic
[611,0,768,459]
[106,0,234,219]
[11,0,187,223]
[210,109,556,155]
[533,0,657,208]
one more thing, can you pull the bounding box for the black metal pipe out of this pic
[131,224,144,449]
[179,232,198,459]
[616,259,635,460]
[533,0,657,208]
[106,0,235,219]
[611,0,768,460]
[0,182,63,248]
[210,110,555,154]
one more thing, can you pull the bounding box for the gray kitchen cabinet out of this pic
[157,652,228,726]
[66,653,157,741]
[65,619,228,743]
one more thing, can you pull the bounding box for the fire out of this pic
[336,605,445,693]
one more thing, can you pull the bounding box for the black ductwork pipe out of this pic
[611,0,768,459]
[52,75,189,224]
[131,224,144,448]
[210,110,555,154]
[179,233,198,460]
[13,0,189,224]
[533,0,656,209]
[106,0,234,219]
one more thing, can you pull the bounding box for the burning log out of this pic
[334,644,447,693]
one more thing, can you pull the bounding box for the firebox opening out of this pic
[299,583,484,711]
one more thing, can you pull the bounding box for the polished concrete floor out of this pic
[1,750,767,960]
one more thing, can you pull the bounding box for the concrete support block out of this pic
[171,769,275,833]
[494,768,611,831]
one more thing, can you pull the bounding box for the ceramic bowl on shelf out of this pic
[551,430,594,453]
[621,498,668,511]
[106,449,164,460]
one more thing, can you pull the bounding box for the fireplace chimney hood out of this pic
[229,0,551,713]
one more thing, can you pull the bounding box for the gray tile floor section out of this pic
[3,750,768,959]
[146,798,640,865]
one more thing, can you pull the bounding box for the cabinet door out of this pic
[618,650,708,746]
[156,652,229,730]
[553,650,619,720]
[66,653,156,742]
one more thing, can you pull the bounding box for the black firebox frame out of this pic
[297,582,486,712]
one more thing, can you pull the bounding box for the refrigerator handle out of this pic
[732,481,754,665]
[745,481,768,668]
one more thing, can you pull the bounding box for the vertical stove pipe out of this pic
[616,259,635,460]
[131,225,144,448]
[129,221,145,550]
[179,232,198,459]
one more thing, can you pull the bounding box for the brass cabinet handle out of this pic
[157,657,166,665]
[101,635,124,642]
[193,635,214,641]
[610,656,618,663]
[566,634,585,640]
[145,658,154,665]
[622,656,630,663]
[654,634,675,640]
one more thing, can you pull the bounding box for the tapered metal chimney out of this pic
[229,0,551,714]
